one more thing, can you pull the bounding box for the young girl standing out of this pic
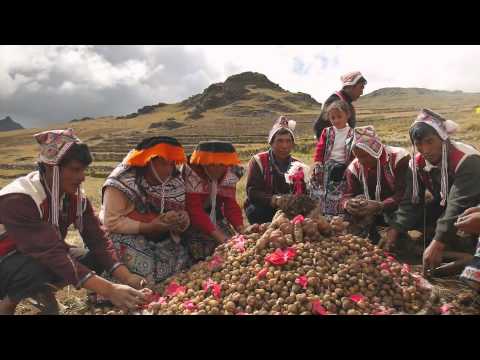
[310,100,354,216]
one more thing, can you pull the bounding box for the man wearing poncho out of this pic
[341,126,410,244]
[182,141,245,260]
[100,136,192,284]
[0,129,147,314]
[385,109,480,270]
[313,71,367,140]
[244,116,308,225]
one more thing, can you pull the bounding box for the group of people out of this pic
[1,71,479,315]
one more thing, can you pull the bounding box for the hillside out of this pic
[0,72,323,170]
[0,116,23,132]
[2,75,480,188]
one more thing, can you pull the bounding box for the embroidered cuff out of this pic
[108,262,124,275]
[75,271,96,290]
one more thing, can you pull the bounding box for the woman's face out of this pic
[151,156,175,179]
[204,164,227,181]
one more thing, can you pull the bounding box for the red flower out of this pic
[295,275,308,289]
[208,255,224,271]
[164,281,186,297]
[291,215,305,225]
[145,291,161,304]
[311,300,328,315]
[212,283,221,299]
[256,268,268,280]
[384,251,396,260]
[265,247,297,266]
[380,262,391,271]
[401,263,411,274]
[203,278,222,299]
[349,294,365,303]
[440,303,454,315]
[232,235,246,253]
[183,300,197,311]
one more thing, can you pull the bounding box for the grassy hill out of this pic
[2,75,480,199]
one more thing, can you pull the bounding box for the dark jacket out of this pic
[313,89,356,140]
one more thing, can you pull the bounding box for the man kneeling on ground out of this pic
[0,129,148,315]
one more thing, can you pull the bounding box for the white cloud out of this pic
[1,45,480,127]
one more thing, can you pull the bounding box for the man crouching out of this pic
[0,129,148,315]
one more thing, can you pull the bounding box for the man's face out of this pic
[350,82,365,100]
[271,133,294,160]
[60,160,87,195]
[353,146,377,169]
[151,156,175,179]
[414,134,443,165]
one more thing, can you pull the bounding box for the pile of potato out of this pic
[141,210,437,315]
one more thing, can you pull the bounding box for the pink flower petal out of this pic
[295,275,308,289]
[291,215,305,225]
[265,248,297,266]
[231,234,247,252]
[380,262,391,271]
[440,303,454,315]
[349,294,365,303]
[401,263,411,274]
[212,283,222,299]
[383,251,395,259]
[208,255,224,271]
[164,281,186,297]
[203,278,221,299]
[257,268,268,280]
[311,300,328,315]
[183,300,197,311]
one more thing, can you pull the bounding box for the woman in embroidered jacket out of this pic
[182,141,244,261]
[100,136,191,284]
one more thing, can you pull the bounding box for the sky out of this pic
[1,45,479,128]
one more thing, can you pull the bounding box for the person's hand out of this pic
[163,211,179,227]
[125,273,148,290]
[345,198,364,216]
[460,206,480,217]
[379,227,399,251]
[175,210,190,232]
[423,239,445,271]
[107,284,147,311]
[365,200,383,216]
[271,195,281,209]
[235,225,245,234]
[211,229,228,244]
[455,210,480,234]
